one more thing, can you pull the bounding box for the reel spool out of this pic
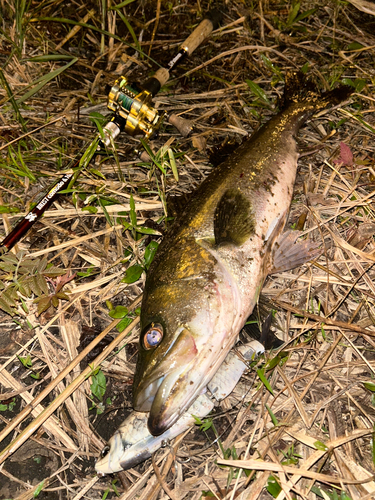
[107,76,163,139]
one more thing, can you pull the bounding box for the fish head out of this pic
[133,263,241,436]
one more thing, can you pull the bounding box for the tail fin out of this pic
[281,71,353,110]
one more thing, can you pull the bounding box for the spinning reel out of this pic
[107,76,163,139]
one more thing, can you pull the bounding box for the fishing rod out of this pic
[0,8,221,253]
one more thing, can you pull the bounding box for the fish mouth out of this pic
[133,328,198,435]
[146,369,189,435]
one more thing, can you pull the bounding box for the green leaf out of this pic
[51,295,59,308]
[0,205,19,214]
[347,42,364,51]
[257,367,274,395]
[200,418,213,432]
[109,0,136,9]
[168,148,179,182]
[36,273,49,296]
[33,479,45,498]
[266,404,278,425]
[18,355,33,369]
[98,198,112,226]
[135,226,162,236]
[287,3,300,26]
[91,369,106,401]
[108,305,129,318]
[36,296,52,316]
[245,79,271,105]
[121,264,143,284]
[341,78,356,88]
[111,479,120,496]
[36,257,48,274]
[144,241,159,270]
[260,54,283,80]
[192,415,203,426]
[24,54,77,62]
[79,136,101,170]
[354,78,366,92]
[77,266,96,277]
[294,7,317,24]
[89,168,106,180]
[89,111,107,127]
[0,291,17,308]
[42,266,67,277]
[16,58,78,105]
[82,205,98,214]
[341,77,366,93]
[0,261,16,271]
[265,355,282,371]
[116,316,133,332]
[267,475,282,497]
[364,382,375,392]
[113,6,141,55]
[129,195,137,227]
[313,440,328,451]
[139,138,166,174]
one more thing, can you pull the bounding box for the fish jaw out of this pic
[134,265,243,436]
[133,327,198,413]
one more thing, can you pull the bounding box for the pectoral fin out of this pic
[214,189,255,246]
[270,230,321,274]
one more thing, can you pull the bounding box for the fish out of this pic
[133,72,353,436]
[96,340,264,474]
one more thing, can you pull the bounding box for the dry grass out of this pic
[1,0,375,499]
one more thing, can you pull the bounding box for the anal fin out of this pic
[270,230,321,274]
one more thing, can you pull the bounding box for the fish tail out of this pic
[282,71,353,110]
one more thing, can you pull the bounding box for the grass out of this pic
[0,1,375,499]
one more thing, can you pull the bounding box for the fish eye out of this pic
[101,445,110,458]
[143,323,163,350]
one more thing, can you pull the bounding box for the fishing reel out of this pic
[107,76,163,139]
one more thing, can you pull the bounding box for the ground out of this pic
[0,0,375,499]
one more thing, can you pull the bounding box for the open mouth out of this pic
[147,365,189,435]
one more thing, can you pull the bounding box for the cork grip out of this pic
[153,68,170,87]
[181,18,214,55]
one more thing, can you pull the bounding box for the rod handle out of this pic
[149,9,222,89]
[181,9,222,56]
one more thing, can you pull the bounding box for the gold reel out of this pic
[107,76,163,139]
